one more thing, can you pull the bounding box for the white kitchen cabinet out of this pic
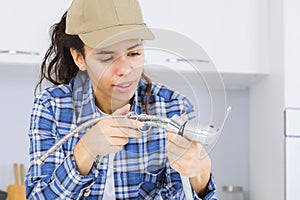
[0,0,269,88]
[283,0,300,108]
[0,0,72,66]
[140,0,269,88]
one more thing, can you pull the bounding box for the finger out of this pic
[108,137,129,146]
[166,132,192,149]
[109,127,141,138]
[105,145,124,154]
[167,157,191,177]
[167,150,196,171]
[167,137,208,160]
[166,140,188,156]
[109,118,144,129]
[167,149,184,164]
[112,104,131,115]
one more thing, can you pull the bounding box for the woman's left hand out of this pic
[166,131,211,195]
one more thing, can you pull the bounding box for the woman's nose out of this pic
[114,55,133,76]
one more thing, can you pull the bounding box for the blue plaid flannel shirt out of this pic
[25,71,217,199]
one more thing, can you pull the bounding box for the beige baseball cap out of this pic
[66,0,155,49]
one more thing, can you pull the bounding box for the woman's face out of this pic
[82,39,145,112]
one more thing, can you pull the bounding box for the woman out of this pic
[25,0,217,199]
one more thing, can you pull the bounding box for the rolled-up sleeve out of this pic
[193,173,217,200]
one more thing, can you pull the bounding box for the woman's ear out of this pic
[70,48,87,71]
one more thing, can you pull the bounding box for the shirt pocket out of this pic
[139,168,166,199]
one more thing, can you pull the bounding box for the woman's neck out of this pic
[93,87,135,114]
[95,97,128,114]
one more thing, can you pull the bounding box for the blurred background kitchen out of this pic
[1,0,300,199]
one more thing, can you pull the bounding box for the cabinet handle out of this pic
[166,58,209,63]
[0,49,40,56]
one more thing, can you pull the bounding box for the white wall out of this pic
[211,89,249,200]
[249,0,285,198]
[0,64,39,191]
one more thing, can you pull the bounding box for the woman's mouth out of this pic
[113,81,135,93]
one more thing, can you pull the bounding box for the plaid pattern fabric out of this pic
[25,71,217,199]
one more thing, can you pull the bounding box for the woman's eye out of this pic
[128,50,142,57]
[100,57,113,62]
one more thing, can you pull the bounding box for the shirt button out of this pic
[84,188,91,197]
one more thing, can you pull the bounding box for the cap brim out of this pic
[78,24,155,49]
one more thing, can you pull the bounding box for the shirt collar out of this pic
[72,71,100,125]
[71,71,147,126]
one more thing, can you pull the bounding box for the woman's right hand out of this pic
[80,104,143,158]
[74,104,142,175]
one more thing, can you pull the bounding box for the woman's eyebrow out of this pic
[95,43,142,55]
[95,50,114,55]
[127,43,142,50]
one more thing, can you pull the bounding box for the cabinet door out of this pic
[285,138,300,200]
[0,0,72,65]
[284,0,300,108]
[140,0,269,75]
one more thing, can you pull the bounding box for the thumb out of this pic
[113,104,131,115]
